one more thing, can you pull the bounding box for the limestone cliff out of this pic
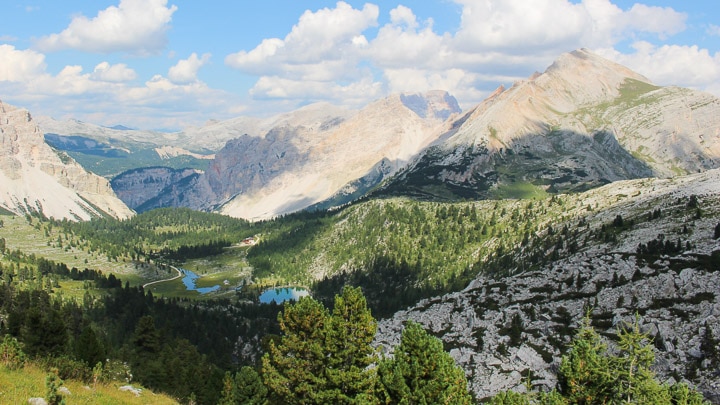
[0,100,133,220]
[174,91,461,220]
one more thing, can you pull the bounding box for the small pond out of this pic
[180,268,220,294]
[259,287,309,304]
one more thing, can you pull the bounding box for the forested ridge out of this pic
[0,237,283,403]
[0,182,717,403]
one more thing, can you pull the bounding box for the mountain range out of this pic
[2,48,720,401]
[30,49,720,222]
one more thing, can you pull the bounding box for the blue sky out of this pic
[1,1,718,130]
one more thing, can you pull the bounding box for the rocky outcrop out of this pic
[0,100,133,220]
[110,167,200,212]
[375,169,720,402]
[384,49,720,199]
[161,91,461,220]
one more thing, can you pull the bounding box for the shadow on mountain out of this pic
[134,171,203,213]
[45,134,130,158]
[200,129,312,209]
[378,127,655,201]
[313,254,435,318]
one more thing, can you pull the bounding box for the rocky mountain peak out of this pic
[400,90,462,120]
[384,49,720,200]
[0,100,133,220]
[538,48,653,108]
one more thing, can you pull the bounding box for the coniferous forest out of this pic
[0,191,715,403]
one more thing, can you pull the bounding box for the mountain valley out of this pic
[1,48,719,403]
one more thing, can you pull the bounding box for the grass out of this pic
[53,280,94,301]
[492,182,550,200]
[0,363,178,404]
[0,215,137,277]
[0,214,162,288]
[616,78,660,107]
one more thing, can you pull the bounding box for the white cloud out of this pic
[34,0,177,55]
[5,1,717,129]
[250,74,383,106]
[597,42,720,89]
[0,45,46,82]
[453,0,590,52]
[0,46,237,129]
[168,53,211,84]
[389,5,419,29]
[226,1,378,82]
[224,1,384,111]
[369,6,446,69]
[91,62,137,82]
[220,0,708,113]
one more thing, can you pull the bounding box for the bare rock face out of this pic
[110,167,200,212]
[375,169,720,402]
[170,91,461,220]
[385,49,720,199]
[0,100,133,220]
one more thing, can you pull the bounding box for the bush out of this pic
[0,334,27,370]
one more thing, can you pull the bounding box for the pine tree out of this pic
[75,324,105,367]
[262,287,380,404]
[377,321,472,404]
[234,366,268,404]
[218,371,237,405]
[558,317,614,404]
[261,296,329,404]
[324,286,379,403]
[613,317,670,403]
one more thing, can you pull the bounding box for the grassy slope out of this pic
[0,364,177,404]
[0,215,149,286]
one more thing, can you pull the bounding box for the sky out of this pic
[1,0,719,131]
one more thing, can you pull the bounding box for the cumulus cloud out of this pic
[0,46,236,129]
[34,0,177,55]
[0,45,47,82]
[223,0,699,112]
[168,53,211,84]
[91,62,137,82]
[250,74,383,106]
[5,1,718,129]
[226,1,378,82]
[369,6,446,69]
[597,42,720,89]
[452,0,590,52]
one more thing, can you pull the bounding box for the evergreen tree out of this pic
[262,287,380,404]
[558,317,614,404]
[612,317,670,403]
[218,371,238,405]
[377,321,472,404]
[74,324,105,367]
[324,286,379,403]
[262,296,329,404]
[130,315,164,389]
[235,366,268,405]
